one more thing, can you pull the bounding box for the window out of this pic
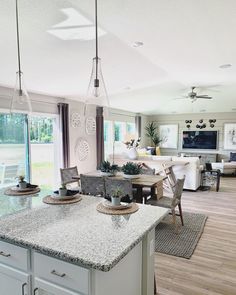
[104,120,136,160]
[104,120,113,161]
[114,122,126,142]
[126,123,136,138]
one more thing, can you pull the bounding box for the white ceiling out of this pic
[0,0,236,115]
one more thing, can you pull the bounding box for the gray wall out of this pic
[148,112,236,161]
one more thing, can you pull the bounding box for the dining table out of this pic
[73,171,166,203]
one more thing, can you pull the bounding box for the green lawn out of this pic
[31,162,54,190]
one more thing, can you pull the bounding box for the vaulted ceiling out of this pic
[0,0,236,114]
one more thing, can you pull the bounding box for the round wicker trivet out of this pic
[4,187,41,196]
[96,202,139,215]
[43,195,82,205]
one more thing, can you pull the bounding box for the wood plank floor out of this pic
[155,177,236,295]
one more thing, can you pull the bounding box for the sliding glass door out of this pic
[30,115,59,189]
[0,113,29,188]
[0,112,60,190]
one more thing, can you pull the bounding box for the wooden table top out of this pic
[73,171,166,188]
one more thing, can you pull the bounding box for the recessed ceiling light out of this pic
[171,111,177,114]
[232,108,236,111]
[133,41,144,48]
[219,64,232,69]
[124,86,131,90]
[200,109,206,112]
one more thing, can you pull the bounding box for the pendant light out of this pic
[84,0,109,116]
[10,0,32,114]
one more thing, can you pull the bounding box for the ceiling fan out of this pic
[175,86,213,103]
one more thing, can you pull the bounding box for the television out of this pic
[182,130,217,150]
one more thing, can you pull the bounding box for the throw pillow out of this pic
[230,152,236,162]
[156,146,161,156]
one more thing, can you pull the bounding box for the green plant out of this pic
[17,175,25,183]
[60,183,67,189]
[111,187,123,198]
[100,161,119,173]
[145,122,162,147]
[122,162,142,175]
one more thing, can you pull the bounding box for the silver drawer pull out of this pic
[51,269,66,277]
[0,251,11,257]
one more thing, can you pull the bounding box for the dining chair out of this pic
[137,163,156,203]
[147,177,185,228]
[161,164,177,194]
[104,178,133,199]
[0,164,19,186]
[60,166,80,191]
[80,174,106,197]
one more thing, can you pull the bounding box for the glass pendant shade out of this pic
[84,57,110,116]
[10,71,32,114]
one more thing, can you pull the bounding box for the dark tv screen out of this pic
[182,131,217,149]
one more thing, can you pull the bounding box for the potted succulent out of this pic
[59,183,67,197]
[17,175,27,189]
[100,161,119,176]
[111,187,123,206]
[122,162,142,179]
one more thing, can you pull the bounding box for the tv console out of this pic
[179,152,218,165]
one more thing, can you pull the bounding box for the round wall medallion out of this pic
[74,138,90,161]
[86,117,96,135]
[71,113,81,128]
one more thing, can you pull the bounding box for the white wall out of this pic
[68,100,97,174]
[148,112,236,161]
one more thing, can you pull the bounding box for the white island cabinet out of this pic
[0,194,168,295]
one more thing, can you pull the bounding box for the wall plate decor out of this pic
[74,138,90,161]
[159,124,178,149]
[71,112,81,128]
[223,123,236,150]
[86,117,96,135]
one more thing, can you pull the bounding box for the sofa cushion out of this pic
[152,155,172,161]
[230,152,236,162]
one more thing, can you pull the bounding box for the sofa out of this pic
[110,154,202,191]
[211,162,236,175]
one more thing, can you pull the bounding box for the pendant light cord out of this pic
[15,0,22,92]
[95,0,98,80]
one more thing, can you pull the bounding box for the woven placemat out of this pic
[96,202,139,215]
[4,187,41,196]
[43,195,82,205]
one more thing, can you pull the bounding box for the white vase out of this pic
[127,148,138,160]
[111,196,121,206]
[59,188,67,197]
[19,181,27,189]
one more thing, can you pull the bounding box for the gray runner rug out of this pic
[155,212,207,259]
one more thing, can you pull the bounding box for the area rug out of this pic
[155,212,207,259]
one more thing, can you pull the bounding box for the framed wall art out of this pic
[223,123,236,150]
[159,124,178,149]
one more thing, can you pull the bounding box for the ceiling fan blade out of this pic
[196,95,213,99]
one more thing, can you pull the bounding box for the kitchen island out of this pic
[0,190,168,295]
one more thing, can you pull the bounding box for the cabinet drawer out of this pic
[34,252,90,295]
[0,240,28,271]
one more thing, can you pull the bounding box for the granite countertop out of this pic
[0,189,168,271]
